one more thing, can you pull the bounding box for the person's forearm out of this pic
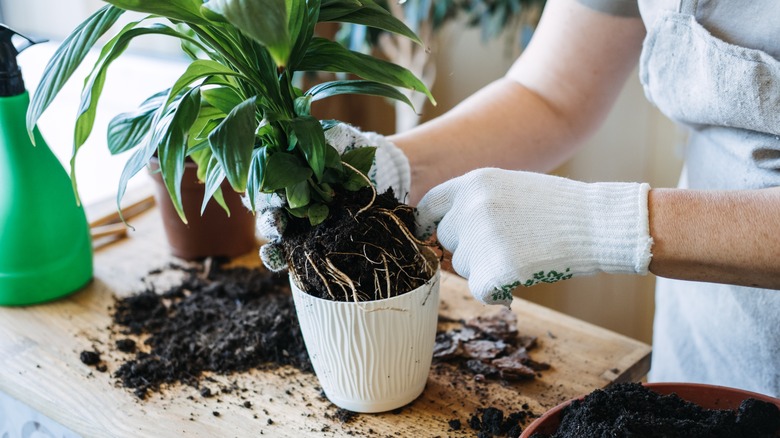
[390,79,581,204]
[389,0,646,204]
[648,187,780,289]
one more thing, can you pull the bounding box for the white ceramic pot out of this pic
[291,263,441,413]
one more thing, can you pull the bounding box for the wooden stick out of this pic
[88,195,156,228]
[90,223,129,240]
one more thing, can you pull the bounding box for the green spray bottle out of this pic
[0,25,92,305]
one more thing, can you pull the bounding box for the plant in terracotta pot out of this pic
[27,0,440,412]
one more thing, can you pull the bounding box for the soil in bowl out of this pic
[529,382,780,438]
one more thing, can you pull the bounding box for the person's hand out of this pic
[415,168,653,306]
[247,123,411,271]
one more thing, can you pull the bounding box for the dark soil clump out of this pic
[466,406,535,437]
[115,338,136,353]
[532,382,780,438]
[111,262,311,399]
[79,350,101,366]
[281,187,435,302]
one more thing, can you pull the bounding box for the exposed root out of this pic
[325,257,361,303]
[377,209,429,245]
[305,252,335,300]
[281,187,436,302]
[342,162,376,216]
[375,207,436,277]
[382,254,391,300]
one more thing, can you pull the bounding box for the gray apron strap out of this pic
[678,0,698,15]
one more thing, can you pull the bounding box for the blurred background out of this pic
[3,0,684,344]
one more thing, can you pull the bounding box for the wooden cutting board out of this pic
[0,208,650,437]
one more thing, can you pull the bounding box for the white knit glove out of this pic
[415,168,653,306]
[248,123,411,271]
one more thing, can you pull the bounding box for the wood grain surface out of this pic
[0,208,650,437]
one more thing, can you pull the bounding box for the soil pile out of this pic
[110,262,311,399]
[531,382,780,438]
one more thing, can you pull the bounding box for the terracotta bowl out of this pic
[521,382,780,437]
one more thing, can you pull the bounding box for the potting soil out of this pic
[109,262,311,399]
[281,186,435,301]
[531,382,780,438]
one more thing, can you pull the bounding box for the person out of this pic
[256,0,780,397]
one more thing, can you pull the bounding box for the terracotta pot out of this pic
[148,157,256,260]
[290,253,441,413]
[521,382,780,437]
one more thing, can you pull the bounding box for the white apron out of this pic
[639,0,780,396]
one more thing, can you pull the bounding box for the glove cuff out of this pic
[363,131,411,202]
[576,181,653,275]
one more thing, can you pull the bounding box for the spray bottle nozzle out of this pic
[0,24,47,97]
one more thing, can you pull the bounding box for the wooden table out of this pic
[0,208,650,437]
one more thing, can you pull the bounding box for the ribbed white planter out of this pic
[291,265,441,413]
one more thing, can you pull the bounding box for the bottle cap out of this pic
[0,24,46,97]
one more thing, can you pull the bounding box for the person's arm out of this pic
[649,187,780,289]
[390,0,647,203]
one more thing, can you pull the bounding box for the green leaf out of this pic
[294,94,312,116]
[306,79,414,109]
[342,170,370,191]
[262,152,312,191]
[104,0,206,24]
[201,87,243,114]
[341,147,376,191]
[208,96,258,192]
[298,38,435,105]
[201,154,228,215]
[166,60,244,109]
[245,147,267,211]
[320,0,422,45]
[74,22,207,172]
[116,143,156,225]
[189,147,212,181]
[308,203,329,226]
[212,187,230,215]
[158,87,202,223]
[285,180,311,209]
[195,118,224,141]
[202,0,291,67]
[341,146,376,177]
[289,116,326,180]
[107,89,167,155]
[319,0,364,21]
[323,143,342,170]
[287,206,308,219]
[288,0,319,68]
[26,5,124,141]
[188,104,224,146]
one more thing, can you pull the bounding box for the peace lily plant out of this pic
[27,0,434,225]
[29,0,441,413]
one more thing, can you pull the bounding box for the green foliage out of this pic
[28,0,433,224]
[339,0,546,52]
